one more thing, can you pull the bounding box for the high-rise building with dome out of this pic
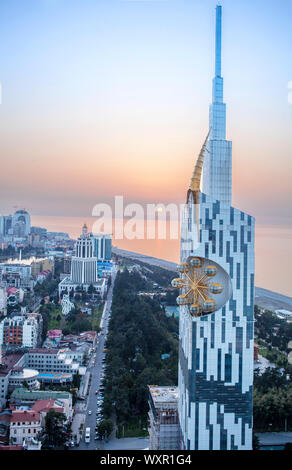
[176,5,255,450]
[71,224,98,285]
[58,224,110,298]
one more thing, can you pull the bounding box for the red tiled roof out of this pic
[32,399,63,414]
[0,354,24,377]
[28,349,59,354]
[6,287,19,295]
[11,410,40,423]
[0,445,23,450]
[47,330,62,338]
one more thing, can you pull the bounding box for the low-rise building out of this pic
[148,386,179,450]
[10,410,42,446]
[6,287,24,307]
[0,410,12,445]
[58,276,107,298]
[0,351,26,408]
[32,398,65,425]
[8,367,39,392]
[26,348,81,375]
[10,388,73,422]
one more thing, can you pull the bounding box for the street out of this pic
[74,266,117,450]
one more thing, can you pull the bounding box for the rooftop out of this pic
[32,399,63,414]
[148,386,179,404]
[11,410,40,423]
[10,388,71,402]
[0,354,24,377]
[28,349,59,354]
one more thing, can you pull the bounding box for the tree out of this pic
[88,284,95,295]
[41,410,67,449]
[252,433,260,450]
[73,371,81,389]
[97,419,114,440]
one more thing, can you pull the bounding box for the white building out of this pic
[26,349,81,375]
[71,224,98,284]
[58,225,108,297]
[10,410,41,446]
[8,368,39,391]
[0,287,7,316]
[58,276,106,297]
[0,315,39,349]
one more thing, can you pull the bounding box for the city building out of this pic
[97,260,114,278]
[94,234,112,262]
[178,6,255,450]
[0,287,7,316]
[0,352,27,408]
[10,410,42,446]
[10,388,73,421]
[30,226,47,236]
[0,257,53,292]
[36,372,73,385]
[43,329,63,349]
[0,263,32,290]
[22,437,42,450]
[58,225,109,297]
[32,398,67,424]
[0,215,12,237]
[148,386,179,450]
[6,287,24,307]
[30,258,54,279]
[60,330,97,351]
[12,210,31,238]
[71,224,98,285]
[0,410,12,445]
[26,349,81,375]
[0,314,42,349]
[7,367,39,391]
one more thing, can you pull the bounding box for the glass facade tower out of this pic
[178,6,255,450]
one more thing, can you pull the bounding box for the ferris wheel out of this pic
[172,256,230,317]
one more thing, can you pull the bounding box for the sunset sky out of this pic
[0,0,291,226]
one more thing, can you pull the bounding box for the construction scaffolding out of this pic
[148,385,179,450]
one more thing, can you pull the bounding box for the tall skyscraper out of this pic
[12,210,31,237]
[177,5,255,450]
[93,234,112,262]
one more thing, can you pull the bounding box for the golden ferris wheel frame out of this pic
[172,256,232,317]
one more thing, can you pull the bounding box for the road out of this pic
[76,266,118,450]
